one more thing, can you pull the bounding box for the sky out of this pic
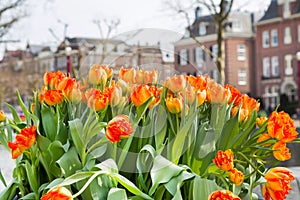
[1,0,271,55]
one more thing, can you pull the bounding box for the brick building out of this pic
[174,9,257,94]
[255,0,300,110]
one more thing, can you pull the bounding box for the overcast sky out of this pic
[2,0,271,54]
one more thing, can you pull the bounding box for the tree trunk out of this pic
[216,20,225,85]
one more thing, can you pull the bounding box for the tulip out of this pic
[118,66,136,84]
[131,84,153,107]
[196,89,206,107]
[257,133,271,145]
[206,79,229,104]
[135,68,144,84]
[8,126,37,159]
[85,89,109,111]
[44,71,66,90]
[186,75,207,91]
[229,168,244,186]
[267,111,298,142]
[208,190,241,200]
[43,89,64,106]
[166,96,183,114]
[41,186,73,200]
[57,77,82,103]
[0,110,5,122]
[272,141,291,161]
[144,69,158,85]
[213,149,234,171]
[88,64,108,85]
[106,115,134,142]
[225,84,243,106]
[256,116,268,127]
[164,75,186,93]
[262,167,294,200]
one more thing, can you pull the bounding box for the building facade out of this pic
[255,0,300,110]
[174,9,256,94]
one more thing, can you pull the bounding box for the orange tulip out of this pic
[144,69,158,85]
[118,66,136,84]
[106,114,134,142]
[164,75,186,93]
[262,167,294,200]
[225,84,243,106]
[88,64,108,85]
[131,84,153,107]
[57,77,82,103]
[256,116,268,127]
[257,133,271,146]
[186,75,207,91]
[208,190,241,200]
[135,68,144,84]
[85,88,109,111]
[0,110,5,122]
[41,186,73,200]
[44,71,66,90]
[267,111,298,142]
[213,149,234,171]
[272,141,291,161]
[8,126,36,159]
[166,96,183,114]
[42,89,64,106]
[206,79,229,104]
[229,168,244,186]
[196,90,206,107]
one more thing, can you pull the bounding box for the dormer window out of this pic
[199,22,208,36]
[283,1,291,18]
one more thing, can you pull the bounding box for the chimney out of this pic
[195,7,202,19]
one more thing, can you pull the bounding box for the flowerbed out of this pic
[0,64,299,200]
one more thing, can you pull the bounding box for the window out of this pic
[238,69,247,85]
[211,44,218,61]
[179,49,188,65]
[284,27,291,44]
[271,56,279,77]
[262,31,269,48]
[232,20,241,32]
[199,22,207,36]
[284,54,293,75]
[237,44,246,61]
[210,69,218,81]
[194,47,205,66]
[271,29,278,46]
[283,1,291,18]
[263,57,270,77]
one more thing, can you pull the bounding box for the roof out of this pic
[259,0,279,22]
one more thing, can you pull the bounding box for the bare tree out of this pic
[165,0,234,84]
[0,0,27,39]
[93,18,121,63]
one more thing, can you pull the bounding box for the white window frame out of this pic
[237,44,246,61]
[238,69,247,85]
[212,44,218,61]
[199,22,207,36]
[271,56,279,77]
[283,1,291,18]
[262,31,269,48]
[271,29,278,47]
[179,49,188,66]
[284,27,291,44]
[195,47,204,66]
[263,57,270,77]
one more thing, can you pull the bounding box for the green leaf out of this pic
[95,159,118,174]
[217,110,239,150]
[107,188,128,200]
[164,170,194,196]
[194,126,215,159]
[19,192,36,200]
[23,160,38,196]
[149,155,185,195]
[0,169,7,187]
[171,111,197,163]
[41,105,58,141]
[44,178,64,190]
[0,182,18,200]
[69,118,85,161]
[5,103,21,123]
[112,173,153,200]
[59,171,98,187]
[134,96,155,124]
[57,147,82,177]
[193,175,222,199]
[90,144,107,159]
[48,141,66,177]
